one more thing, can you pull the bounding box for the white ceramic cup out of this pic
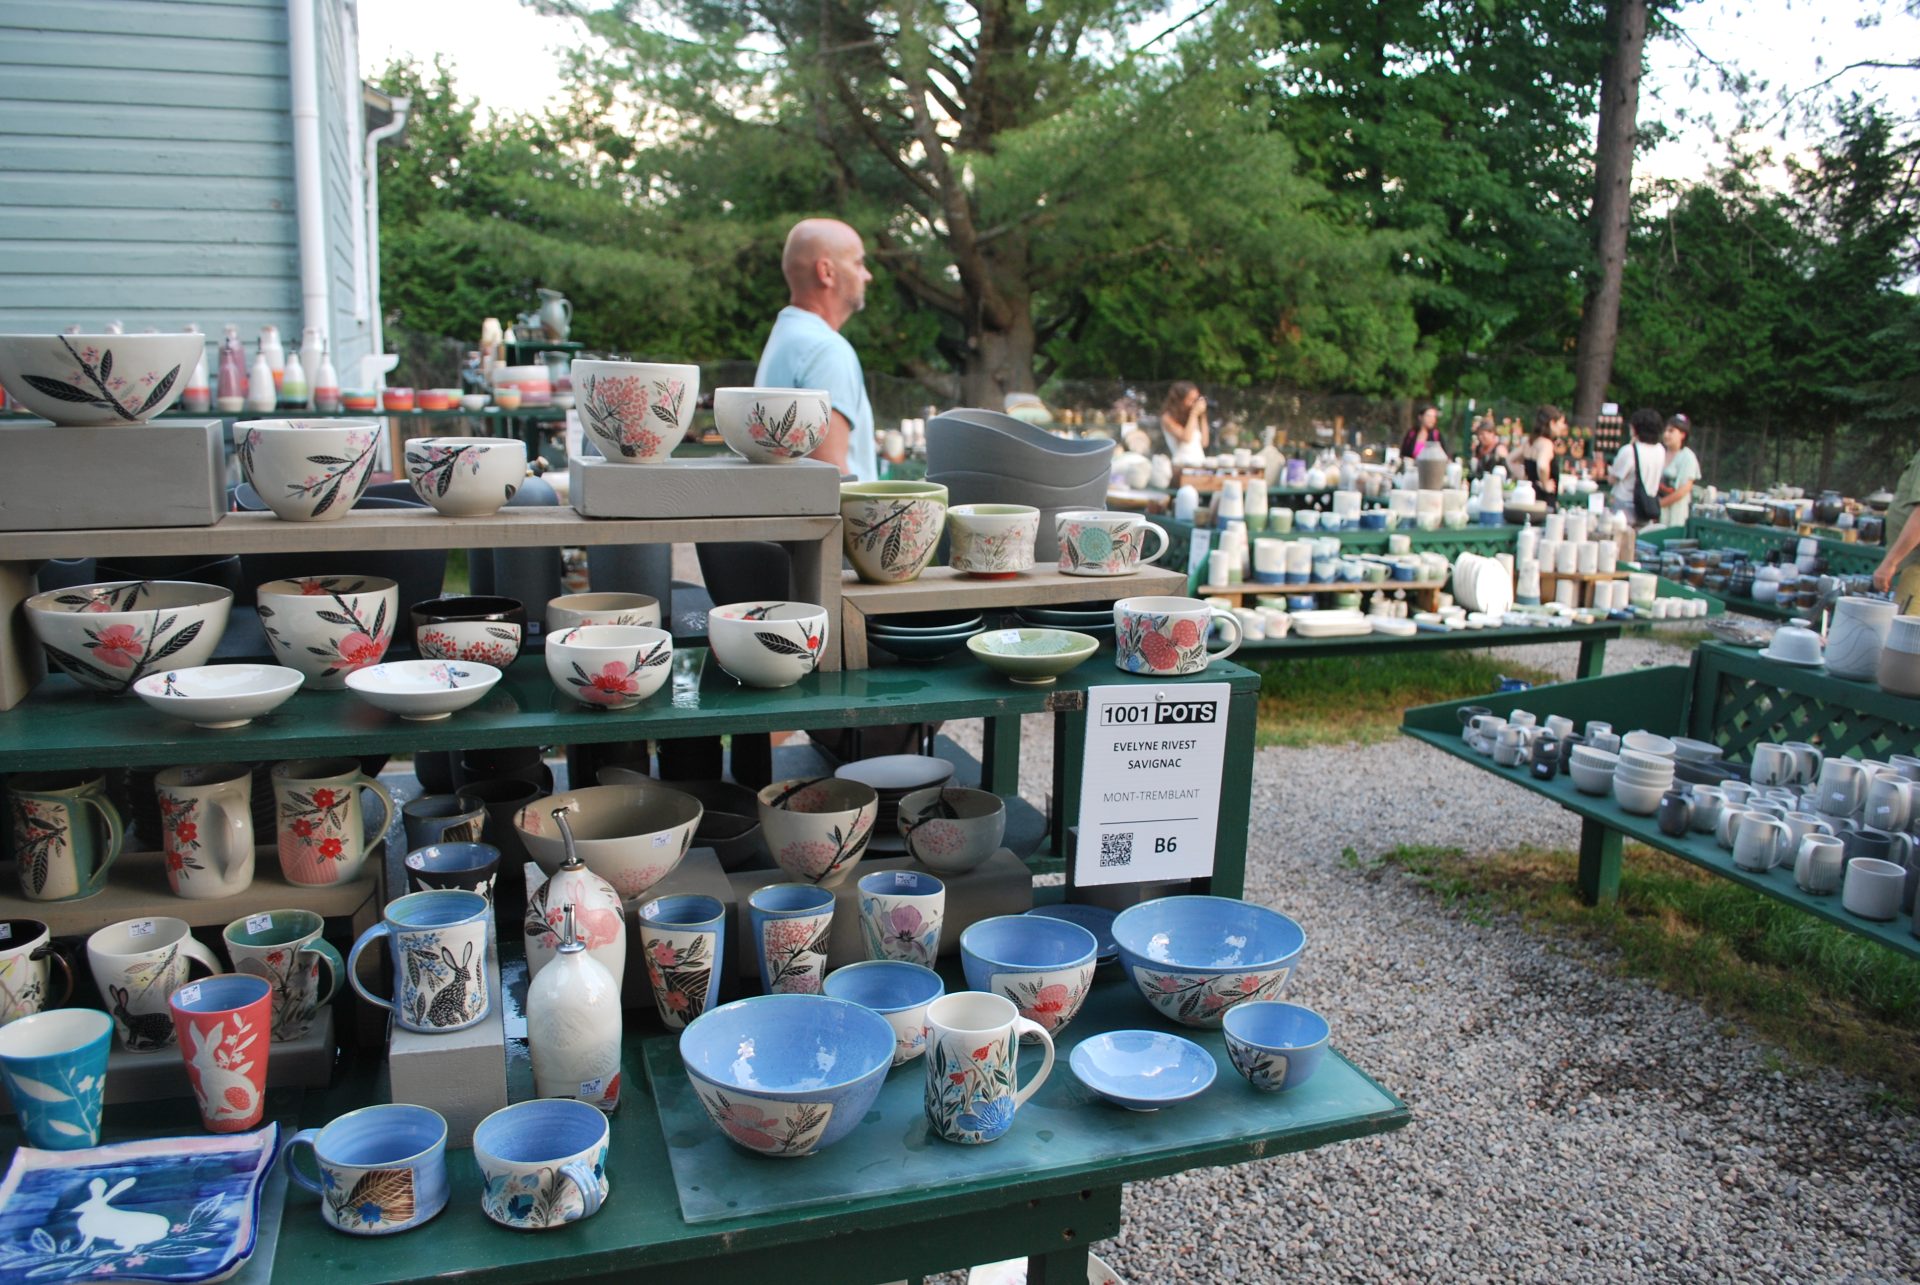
[1794,835,1845,896]
[922,991,1054,1145]
[1732,815,1792,873]
[85,916,220,1051]
[1842,856,1906,921]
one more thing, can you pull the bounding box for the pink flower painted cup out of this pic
[269,758,394,887]
[857,870,945,966]
[573,360,699,463]
[1112,596,1242,675]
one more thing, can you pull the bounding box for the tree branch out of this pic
[873,228,968,316]
[902,356,960,402]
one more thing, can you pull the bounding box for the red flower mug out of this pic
[1112,596,1243,675]
[269,758,393,887]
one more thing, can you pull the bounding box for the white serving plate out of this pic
[345,659,502,720]
[132,664,304,729]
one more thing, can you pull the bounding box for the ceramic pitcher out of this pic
[154,763,256,900]
[6,772,124,902]
[270,758,393,887]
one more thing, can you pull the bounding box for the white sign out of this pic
[1073,683,1230,887]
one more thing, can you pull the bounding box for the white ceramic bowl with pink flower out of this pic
[759,777,879,888]
[513,783,702,901]
[0,332,203,424]
[545,624,672,710]
[237,419,383,521]
[573,360,699,464]
[713,387,831,464]
[25,580,232,695]
[896,786,1006,875]
[256,576,398,690]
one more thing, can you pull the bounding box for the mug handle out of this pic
[304,938,347,1006]
[281,1128,328,1195]
[179,935,222,979]
[1009,1016,1056,1112]
[1205,609,1243,664]
[208,791,254,885]
[360,778,397,860]
[346,925,395,1013]
[556,1160,604,1222]
[1135,523,1169,567]
[30,942,73,1008]
[80,794,126,893]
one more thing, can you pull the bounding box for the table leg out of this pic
[786,538,841,672]
[1577,816,1622,906]
[1577,635,1608,679]
[982,715,1022,798]
[1210,687,1258,898]
[840,599,869,671]
[1026,1247,1092,1285]
[0,560,45,711]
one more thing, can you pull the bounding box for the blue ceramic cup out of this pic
[747,883,834,995]
[402,842,500,900]
[473,1098,609,1230]
[856,870,945,965]
[959,914,1097,1039]
[0,1007,111,1149]
[1222,1000,1329,1092]
[636,894,726,1029]
[401,793,486,852]
[347,890,491,1033]
[283,1103,449,1235]
[822,959,945,1066]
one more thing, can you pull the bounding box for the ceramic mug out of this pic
[1689,785,1725,835]
[348,890,491,1034]
[747,883,835,995]
[1794,835,1845,896]
[284,1103,450,1235]
[6,771,125,902]
[1816,758,1869,820]
[1783,741,1825,784]
[271,757,394,887]
[1782,812,1836,851]
[948,504,1041,578]
[0,919,72,1027]
[636,894,725,1029]
[1865,774,1918,834]
[222,908,343,1043]
[1056,511,1169,577]
[473,1098,610,1231]
[1732,815,1791,873]
[1113,596,1242,676]
[86,916,221,1052]
[1657,790,1692,838]
[1749,744,1797,789]
[154,762,256,900]
[857,870,945,966]
[169,973,271,1132]
[401,794,487,851]
[1842,856,1906,921]
[923,991,1055,1145]
[0,1008,112,1149]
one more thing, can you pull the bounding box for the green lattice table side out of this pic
[1690,642,1920,761]
[1685,517,1882,577]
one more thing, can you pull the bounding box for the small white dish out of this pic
[1756,646,1826,668]
[132,664,304,729]
[345,659,501,720]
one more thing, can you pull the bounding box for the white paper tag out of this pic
[1074,683,1230,887]
[578,1077,604,1098]
[246,914,273,936]
[895,871,916,887]
[652,833,670,847]
[129,919,156,939]
[176,983,202,1007]
[0,924,12,941]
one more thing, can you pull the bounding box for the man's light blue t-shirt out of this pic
[755,306,877,482]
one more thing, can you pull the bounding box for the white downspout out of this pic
[363,96,411,388]
[287,0,328,346]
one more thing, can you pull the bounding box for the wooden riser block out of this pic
[386,937,507,1148]
[0,419,226,531]
[569,456,841,519]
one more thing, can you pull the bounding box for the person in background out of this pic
[1400,402,1441,459]
[1470,416,1508,477]
[1874,444,1920,611]
[1609,407,1668,525]
[755,217,876,482]
[1658,413,1701,527]
[1160,382,1209,465]
[1519,404,1567,507]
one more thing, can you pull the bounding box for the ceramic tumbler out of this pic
[923,991,1055,1145]
[856,870,945,966]
[347,890,491,1034]
[403,842,501,900]
[222,908,343,1042]
[472,1098,609,1231]
[1113,596,1242,676]
[636,894,725,1029]
[86,916,221,1052]
[169,973,270,1132]
[0,919,72,1027]
[1842,856,1906,921]
[401,793,487,851]
[270,757,394,887]
[6,772,125,902]
[1055,511,1169,576]
[0,1008,112,1148]
[154,763,256,900]
[1794,835,1845,896]
[747,883,834,995]
[283,1103,450,1235]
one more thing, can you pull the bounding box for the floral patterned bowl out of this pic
[1221,1000,1329,1092]
[132,663,303,728]
[410,596,527,668]
[256,576,397,691]
[345,659,502,721]
[713,387,831,464]
[573,360,699,463]
[236,420,382,522]
[0,332,202,424]
[544,624,671,710]
[821,960,945,1067]
[544,592,660,634]
[706,601,829,688]
[25,580,232,695]
[401,436,526,518]
[1110,896,1305,1029]
[896,786,1005,874]
[678,994,895,1157]
[958,914,1097,1038]
[841,482,948,584]
[513,783,701,900]
[947,504,1040,577]
[758,777,878,888]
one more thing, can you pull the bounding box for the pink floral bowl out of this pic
[713,387,831,464]
[513,783,702,900]
[25,580,232,695]
[0,332,202,424]
[896,786,1005,874]
[758,777,878,888]
[256,576,397,691]
[841,482,948,584]
[236,420,382,522]
[545,624,672,710]
[573,360,699,464]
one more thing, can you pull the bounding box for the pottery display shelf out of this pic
[1198,578,1449,611]
[0,507,843,709]
[1237,618,1623,679]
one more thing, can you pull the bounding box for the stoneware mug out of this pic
[168,973,270,1133]
[401,793,487,852]
[1113,596,1243,676]
[472,1098,610,1231]
[6,771,125,902]
[222,908,344,1043]
[635,894,726,1030]
[1816,757,1870,820]
[1732,814,1792,874]
[923,991,1055,1145]
[154,762,256,900]
[348,890,491,1034]
[1749,744,1797,789]
[403,842,501,901]
[857,869,945,966]
[747,883,835,995]
[0,918,73,1027]
[283,1102,450,1235]
[1055,511,1169,577]
[86,916,221,1052]
[271,757,394,887]
[1794,834,1846,897]
[0,1008,113,1149]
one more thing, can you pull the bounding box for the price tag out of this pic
[652,833,670,847]
[895,871,916,887]
[128,919,156,939]
[578,1077,604,1098]
[176,983,202,1007]
[1074,684,1230,887]
[246,914,274,936]
[0,924,12,941]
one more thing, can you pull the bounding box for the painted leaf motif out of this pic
[135,365,181,415]
[21,374,105,405]
[148,618,205,663]
[755,631,809,658]
[23,847,47,897]
[29,1228,54,1254]
[42,642,123,686]
[316,610,355,626]
[4,1073,67,1103]
[486,626,516,641]
[45,1119,86,1136]
[346,1168,415,1224]
[98,349,113,380]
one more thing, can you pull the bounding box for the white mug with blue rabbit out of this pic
[347,890,491,1034]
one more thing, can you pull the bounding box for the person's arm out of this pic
[1876,513,1920,591]
[1190,397,1209,450]
[811,409,851,473]
[1161,411,1196,446]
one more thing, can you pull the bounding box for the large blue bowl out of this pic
[1110,895,1306,1028]
[678,994,895,1157]
[1222,1000,1329,1092]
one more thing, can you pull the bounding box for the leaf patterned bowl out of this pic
[25,581,232,695]
[841,482,948,584]
[1110,896,1306,1029]
[256,576,398,691]
[678,994,895,1157]
[513,783,701,900]
[758,777,878,888]
[712,387,831,464]
[707,601,829,688]
[1221,1000,1329,1093]
[235,420,382,522]
[401,436,526,518]
[345,659,502,721]
[544,624,671,710]
[0,333,202,424]
[958,915,1097,1038]
[573,360,699,464]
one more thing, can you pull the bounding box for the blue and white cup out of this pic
[347,890,490,1034]
[401,794,487,852]
[822,959,945,1066]
[959,914,1097,1039]
[473,1098,609,1231]
[0,1007,111,1149]
[923,991,1053,1145]
[856,870,945,966]
[636,894,726,1029]
[747,884,834,995]
[402,842,500,901]
[1222,1000,1329,1093]
[284,1103,449,1235]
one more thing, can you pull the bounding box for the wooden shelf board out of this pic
[0,846,379,935]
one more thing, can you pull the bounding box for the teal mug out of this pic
[6,772,125,902]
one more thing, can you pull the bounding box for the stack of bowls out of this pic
[1612,748,1675,815]
[1569,744,1618,796]
[866,610,985,662]
[924,410,1113,561]
[836,755,954,851]
[1015,600,1118,645]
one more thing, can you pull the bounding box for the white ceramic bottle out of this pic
[527,904,623,1112]
[312,339,340,413]
[258,324,284,392]
[523,809,627,992]
[180,324,210,414]
[280,345,308,410]
[245,342,276,412]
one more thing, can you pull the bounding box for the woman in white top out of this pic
[1160,382,1209,466]
[1658,414,1701,527]
[1608,407,1668,525]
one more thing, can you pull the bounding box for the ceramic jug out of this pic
[526,906,622,1113]
[1817,758,1869,819]
[523,810,626,992]
[537,288,573,341]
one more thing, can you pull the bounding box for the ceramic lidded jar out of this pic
[1879,614,1920,697]
[1825,596,1895,682]
[527,906,623,1113]
[523,810,627,992]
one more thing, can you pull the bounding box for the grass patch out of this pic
[1624,622,1715,650]
[1360,841,1920,1106]
[1248,653,1554,748]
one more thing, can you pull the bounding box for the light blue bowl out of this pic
[822,960,946,1067]
[1024,904,1118,963]
[678,994,895,1156]
[1222,1000,1329,1092]
[960,915,1099,1037]
[1110,895,1306,1028]
[1069,1030,1217,1111]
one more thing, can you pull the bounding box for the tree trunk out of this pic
[1570,0,1648,428]
[958,299,1038,408]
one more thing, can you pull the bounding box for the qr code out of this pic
[1100,831,1134,868]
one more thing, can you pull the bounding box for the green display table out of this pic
[1240,619,1622,679]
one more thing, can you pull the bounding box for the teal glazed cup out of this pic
[747,883,835,995]
[637,894,726,1029]
[7,771,125,902]
[222,908,344,1043]
[0,1007,112,1149]
[473,1098,610,1231]
[347,890,491,1033]
[284,1103,450,1235]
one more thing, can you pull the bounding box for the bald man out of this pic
[755,218,877,481]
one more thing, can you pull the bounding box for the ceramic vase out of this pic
[1879,615,1920,697]
[523,811,626,993]
[1826,596,1894,681]
[526,906,623,1112]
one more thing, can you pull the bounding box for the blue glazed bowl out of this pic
[1068,1030,1217,1111]
[1110,895,1306,1028]
[960,915,1098,1037]
[1360,511,1388,530]
[1222,1000,1329,1092]
[1024,903,1118,964]
[678,994,895,1156]
[822,960,946,1066]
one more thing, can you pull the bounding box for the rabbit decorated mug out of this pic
[348,891,491,1034]
[85,916,220,1052]
[169,973,270,1132]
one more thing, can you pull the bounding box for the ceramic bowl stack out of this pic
[866,610,985,662]
[1569,744,1619,796]
[1881,615,1920,697]
[1016,600,1117,644]
[836,754,954,852]
[925,410,1113,561]
[1612,746,1675,815]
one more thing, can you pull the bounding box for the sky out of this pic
[357,0,1920,189]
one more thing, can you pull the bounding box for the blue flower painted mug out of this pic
[347,890,491,1034]
[922,991,1054,1145]
[0,1007,112,1149]
[473,1098,609,1231]
[283,1103,449,1235]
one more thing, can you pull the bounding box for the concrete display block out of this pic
[0,419,226,530]
[569,455,840,519]
[387,937,507,1147]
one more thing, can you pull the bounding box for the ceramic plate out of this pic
[1068,1030,1216,1111]
[0,1124,279,1285]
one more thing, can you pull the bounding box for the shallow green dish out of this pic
[968,627,1099,685]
